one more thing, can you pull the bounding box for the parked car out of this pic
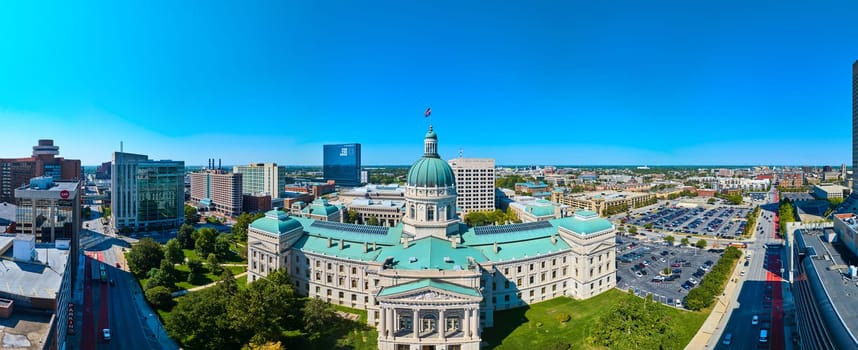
[102,328,111,341]
[752,315,759,325]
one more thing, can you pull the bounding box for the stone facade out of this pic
[247,126,616,350]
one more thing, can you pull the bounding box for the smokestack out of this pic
[120,141,123,153]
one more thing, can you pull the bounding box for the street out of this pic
[712,187,786,349]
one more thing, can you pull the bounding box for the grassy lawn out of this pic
[326,304,377,350]
[482,289,707,350]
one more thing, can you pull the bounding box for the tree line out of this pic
[463,209,522,227]
[683,246,742,311]
[166,269,370,350]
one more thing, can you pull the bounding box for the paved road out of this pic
[712,194,785,349]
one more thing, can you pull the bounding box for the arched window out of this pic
[410,205,416,219]
[427,206,434,221]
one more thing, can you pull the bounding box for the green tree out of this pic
[664,235,675,246]
[346,209,359,224]
[187,259,204,284]
[145,286,174,308]
[366,215,379,226]
[707,198,717,204]
[167,287,243,349]
[127,238,165,276]
[207,253,223,276]
[215,236,232,260]
[695,239,707,249]
[680,237,690,246]
[194,227,218,258]
[229,269,298,344]
[165,238,185,265]
[644,223,653,230]
[589,292,677,349]
[233,212,264,242]
[184,204,198,224]
[628,226,638,234]
[177,224,195,249]
[302,298,338,336]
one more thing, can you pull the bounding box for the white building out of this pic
[233,163,288,199]
[247,126,616,350]
[447,158,496,215]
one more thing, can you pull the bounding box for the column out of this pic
[388,308,394,338]
[379,306,386,338]
[471,308,479,338]
[413,309,419,340]
[463,308,470,338]
[439,308,446,341]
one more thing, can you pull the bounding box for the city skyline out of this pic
[1,2,857,166]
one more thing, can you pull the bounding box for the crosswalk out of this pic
[80,233,111,249]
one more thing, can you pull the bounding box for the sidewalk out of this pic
[684,255,744,349]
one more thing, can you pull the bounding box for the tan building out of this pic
[551,190,656,216]
[247,126,616,350]
[346,198,406,227]
[190,170,243,217]
[448,158,496,215]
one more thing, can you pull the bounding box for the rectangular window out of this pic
[529,290,534,297]
[339,291,344,298]
[541,261,545,268]
[504,268,509,275]
[352,267,357,274]
[530,264,534,271]
[517,266,522,273]
[504,281,510,289]
[541,273,545,281]
[529,276,534,284]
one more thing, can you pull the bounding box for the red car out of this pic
[115,262,121,268]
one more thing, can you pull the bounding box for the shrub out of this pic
[145,286,174,309]
[555,312,571,323]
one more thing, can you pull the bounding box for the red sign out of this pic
[60,190,69,199]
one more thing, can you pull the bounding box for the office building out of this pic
[0,139,81,203]
[285,181,336,199]
[814,183,850,200]
[242,194,272,213]
[111,152,184,231]
[190,170,243,217]
[448,158,496,215]
[0,236,73,350]
[247,126,616,350]
[339,184,407,206]
[508,198,569,223]
[550,190,657,217]
[323,143,361,187]
[854,60,858,193]
[233,163,288,199]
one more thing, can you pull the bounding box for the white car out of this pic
[740,270,746,276]
[752,315,759,325]
[102,328,111,341]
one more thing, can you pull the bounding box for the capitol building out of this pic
[247,126,617,350]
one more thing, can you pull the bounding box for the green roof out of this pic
[292,234,385,261]
[249,210,303,235]
[556,215,612,235]
[292,216,402,245]
[425,128,437,140]
[308,199,340,216]
[377,237,487,270]
[406,157,456,188]
[477,236,570,262]
[378,279,480,297]
[525,203,556,217]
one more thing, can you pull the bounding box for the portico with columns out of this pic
[376,279,482,350]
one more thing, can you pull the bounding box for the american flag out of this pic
[424,107,431,117]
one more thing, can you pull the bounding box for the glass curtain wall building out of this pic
[111,152,184,231]
[323,143,361,187]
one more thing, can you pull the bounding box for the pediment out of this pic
[379,287,481,303]
[587,241,615,254]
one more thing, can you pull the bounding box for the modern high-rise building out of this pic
[111,152,184,231]
[0,139,81,203]
[853,60,858,192]
[448,158,496,215]
[232,163,288,199]
[190,170,243,217]
[323,143,361,187]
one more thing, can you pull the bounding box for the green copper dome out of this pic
[406,157,455,188]
[425,128,437,139]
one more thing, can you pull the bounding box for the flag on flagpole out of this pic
[424,107,431,117]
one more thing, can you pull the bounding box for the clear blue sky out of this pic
[1,1,856,166]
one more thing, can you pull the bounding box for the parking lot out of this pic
[616,235,725,308]
[628,205,751,237]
